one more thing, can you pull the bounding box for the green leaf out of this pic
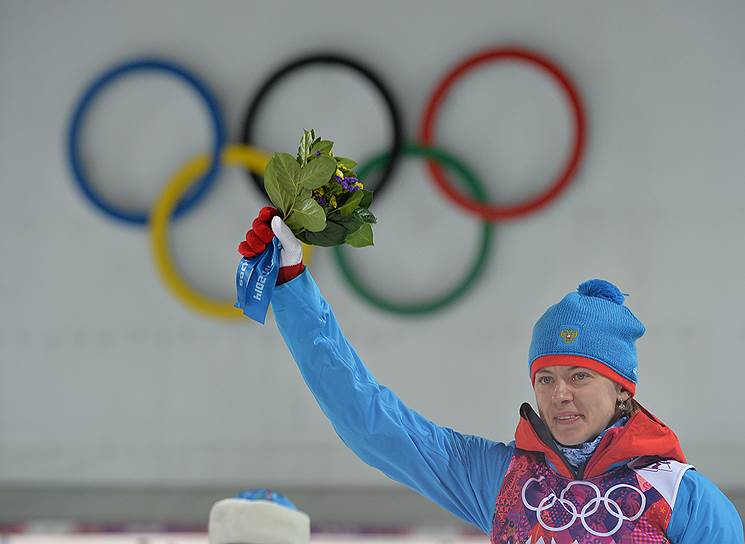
[295,230,312,245]
[297,211,368,247]
[298,156,336,190]
[289,197,326,232]
[359,189,374,209]
[354,207,377,224]
[346,223,374,247]
[311,140,334,156]
[297,129,316,164]
[284,213,306,233]
[336,189,364,215]
[302,221,348,246]
[264,153,299,213]
[331,212,362,234]
[336,156,358,170]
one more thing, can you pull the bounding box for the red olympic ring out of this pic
[419,46,587,221]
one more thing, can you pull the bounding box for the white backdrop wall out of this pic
[1,0,744,511]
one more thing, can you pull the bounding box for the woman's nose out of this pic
[552,380,573,402]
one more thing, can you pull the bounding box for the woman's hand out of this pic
[238,206,305,284]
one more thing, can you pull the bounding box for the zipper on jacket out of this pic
[520,402,580,479]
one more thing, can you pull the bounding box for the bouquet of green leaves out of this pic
[263,130,376,247]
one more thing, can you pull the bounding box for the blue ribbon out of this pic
[235,237,281,324]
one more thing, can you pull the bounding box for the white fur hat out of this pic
[208,498,310,544]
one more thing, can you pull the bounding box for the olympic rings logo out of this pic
[521,476,646,537]
[66,47,587,320]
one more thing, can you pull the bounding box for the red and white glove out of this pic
[237,206,305,285]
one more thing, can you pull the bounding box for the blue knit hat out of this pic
[528,279,645,394]
[209,489,310,544]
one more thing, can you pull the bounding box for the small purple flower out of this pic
[336,176,355,192]
[318,197,327,205]
[315,150,321,157]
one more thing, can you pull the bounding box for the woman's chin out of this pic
[552,428,590,447]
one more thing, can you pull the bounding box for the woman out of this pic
[238,208,743,543]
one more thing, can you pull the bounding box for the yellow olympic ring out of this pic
[149,144,314,320]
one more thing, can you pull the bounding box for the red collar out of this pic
[514,402,686,479]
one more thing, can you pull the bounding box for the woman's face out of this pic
[533,365,630,446]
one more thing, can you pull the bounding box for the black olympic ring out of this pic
[239,53,404,204]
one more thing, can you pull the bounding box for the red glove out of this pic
[237,207,305,285]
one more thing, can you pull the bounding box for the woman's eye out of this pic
[574,372,588,381]
[538,376,552,385]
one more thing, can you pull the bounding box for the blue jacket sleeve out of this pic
[270,270,515,534]
[667,468,744,543]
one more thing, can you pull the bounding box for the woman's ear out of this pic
[616,386,631,402]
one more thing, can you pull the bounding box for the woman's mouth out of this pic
[554,414,583,425]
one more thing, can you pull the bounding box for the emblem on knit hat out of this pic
[560,328,579,344]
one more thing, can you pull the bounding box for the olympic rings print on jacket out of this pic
[66,46,587,319]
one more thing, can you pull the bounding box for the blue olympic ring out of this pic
[67,57,227,225]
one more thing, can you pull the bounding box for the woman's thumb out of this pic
[270,216,293,242]
[270,216,303,267]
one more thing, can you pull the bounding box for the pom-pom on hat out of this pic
[208,488,310,544]
[528,279,645,394]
